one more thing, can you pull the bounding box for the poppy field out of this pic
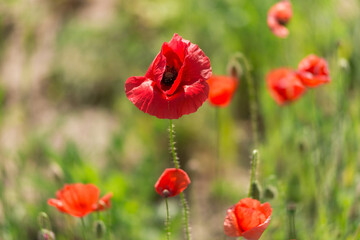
[0,0,360,239]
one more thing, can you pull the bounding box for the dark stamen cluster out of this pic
[277,18,289,26]
[161,66,178,86]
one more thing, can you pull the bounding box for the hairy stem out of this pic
[180,192,191,240]
[169,119,179,169]
[168,120,190,240]
[248,150,259,198]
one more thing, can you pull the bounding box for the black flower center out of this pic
[161,66,178,87]
[278,18,289,26]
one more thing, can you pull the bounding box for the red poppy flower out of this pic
[297,54,330,87]
[96,192,113,210]
[207,75,238,107]
[266,68,306,105]
[48,183,113,217]
[125,33,212,119]
[155,168,191,197]
[224,198,272,240]
[267,0,292,38]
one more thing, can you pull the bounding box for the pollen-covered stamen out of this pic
[161,66,178,86]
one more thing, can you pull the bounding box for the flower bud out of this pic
[93,220,106,239]
[38,229,55,240]
[264,186,277,200]
[250,181,261,200]
[37,212,51,230]
[227,59,243,80]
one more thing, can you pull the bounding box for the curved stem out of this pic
[231,53,259,147]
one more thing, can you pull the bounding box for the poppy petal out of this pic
[267,0,292,38]
[297,54,330,87]
[180,41,212,85]
[145,51,167,85]
[125,33,211,119]
[224,198,272,239]
[48,183,107,218]
[95,192,113,211]
[155,168,191,197]
[266,68,306,105]
[242,216,271,240]
[224,206,243,237]
[207,76,238,107]
[48,199,66,213]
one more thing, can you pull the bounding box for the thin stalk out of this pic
[81,218,87,240]
[165,198,171,240]
[248,150,259,198]
[180,192,191,240]
[169,119,179,169]
[231,53,259,147]
[287,204,297,239]
[168,120,191,240]
[245,64,259,147]
[215,107,220,177]
[106,209,111,240]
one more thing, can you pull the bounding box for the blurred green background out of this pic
[0,0,359,239]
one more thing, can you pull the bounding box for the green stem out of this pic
[231,53,259,147]
[287,204,297,239]
[168,120,191,240]
[248,150,258,198]
[165,198,171,240]
[169,119,179,169]
[215,107,220,177]
[245,65,259,147]
[81,217,87,240]
[180,192,191,240]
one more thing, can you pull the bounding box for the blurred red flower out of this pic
[155,168,191,197]
[297,54,330,87]
[267,0,292,38]
[48,183,113,217]
[125,33,212,119]
[207,75,238,107]
[224,198,272,240]
[266,68,306,105]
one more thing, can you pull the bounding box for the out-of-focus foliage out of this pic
[0,0,359,239]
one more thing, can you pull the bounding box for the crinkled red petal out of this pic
[126,33,211,119]
[125,76,209,119]
[155,168,191,197]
